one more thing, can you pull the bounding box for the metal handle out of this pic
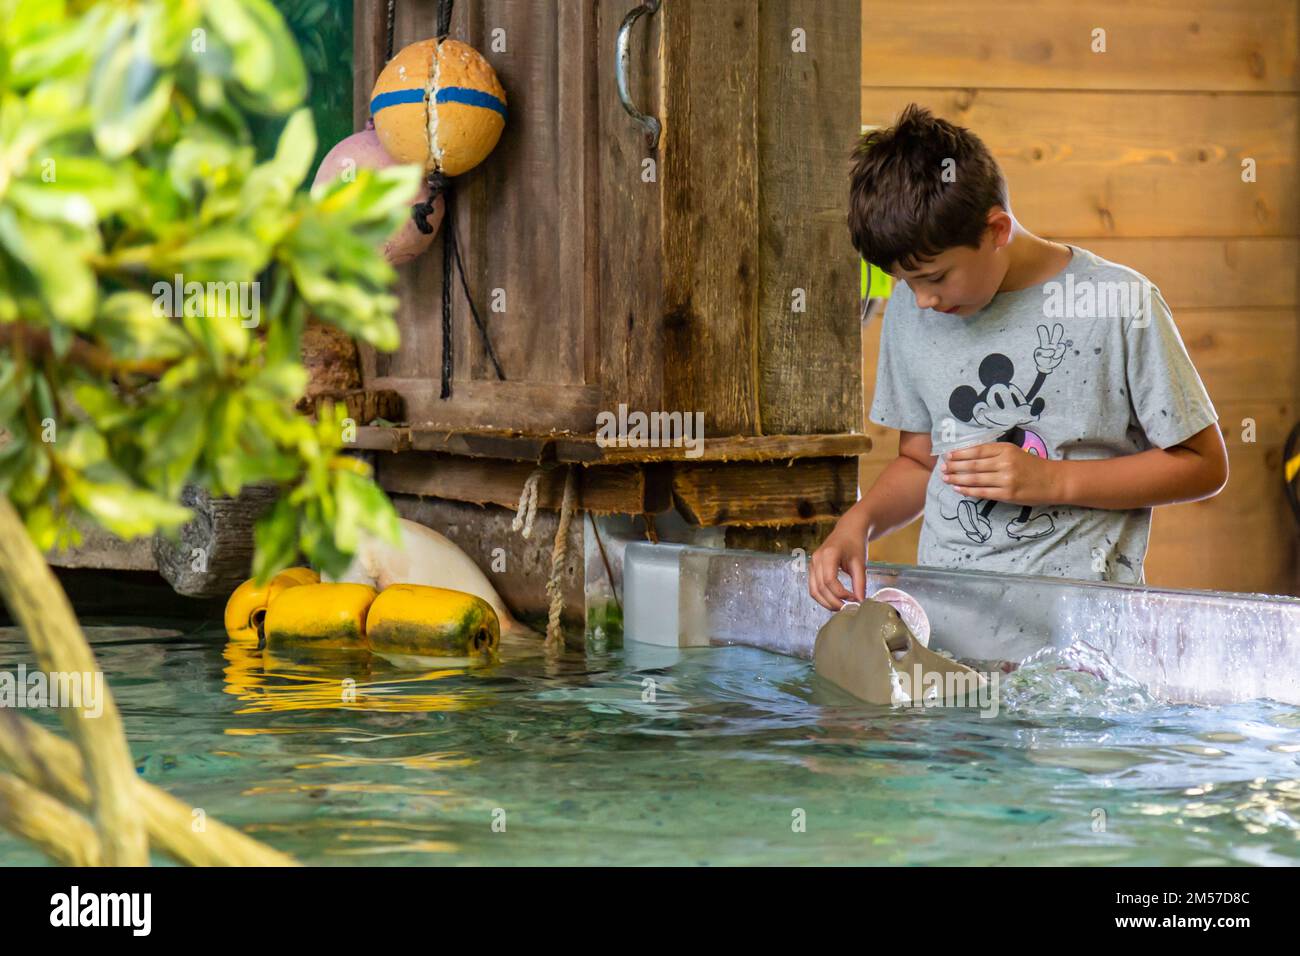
[616,0,661,150]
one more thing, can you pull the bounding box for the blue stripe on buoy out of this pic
[435,86,508,120]
[370,88,425,115]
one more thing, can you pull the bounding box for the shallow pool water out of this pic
[2,621,1299,866]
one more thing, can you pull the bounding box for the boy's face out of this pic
[890,213,1011,317]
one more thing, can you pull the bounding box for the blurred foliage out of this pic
[0,0,413,581]
[251,0,354,180]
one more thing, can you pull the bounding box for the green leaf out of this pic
[69,477,193,540]
[70,381,136,431]
[91,16,176,158]
[95,290,192,362]
[242,107,314,209]
[166,136,245,204]
[205,0,307,115]
[0,206,98,327]
[162,227,268,278]
[22,503,60,553]
[9,156,138,222]
[7,2,113,89]
[139,397,208,495]
[251,493,298,584]
[0,357,29,425]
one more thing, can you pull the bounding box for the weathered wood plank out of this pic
[757,0,861,435]
[349,426,413,453]
[672,457,859,526]
[860,0,1300,93]
[455,1,589,387]
[354,425,871,464]
[359,1,594,421]
[352,0,387,130]
[378,454,645,513]
[596,0,664,419]
[365,379,601,432]
[660,0,762,434]
[152,484,281,597]
[554,430,873,463]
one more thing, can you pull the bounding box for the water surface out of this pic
[1,622,1297,865]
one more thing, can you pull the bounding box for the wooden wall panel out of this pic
[757,0,862,435]
[657,0,862,437]
[595,0,664,420]
[861,0,1300,93]
[659,0,763,434]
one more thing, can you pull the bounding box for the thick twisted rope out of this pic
[545,466,578,650]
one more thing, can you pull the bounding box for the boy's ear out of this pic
[985,208,1014,248]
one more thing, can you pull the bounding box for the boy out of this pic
[808,104,1228,611]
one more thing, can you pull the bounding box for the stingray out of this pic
[814,593,987,706]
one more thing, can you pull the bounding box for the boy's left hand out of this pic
[939,442,1061,505]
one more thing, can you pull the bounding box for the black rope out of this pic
[436,0,454,40]
[450,211,506,381]
[440,191,454,398]
[427,181,505,398]
[384,0,396,62]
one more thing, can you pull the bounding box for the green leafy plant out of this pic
[0,0,413,580]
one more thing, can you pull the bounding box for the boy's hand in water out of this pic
[808,520,868,611]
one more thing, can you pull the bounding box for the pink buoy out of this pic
[312,129,443,265]
[868,586,931,647]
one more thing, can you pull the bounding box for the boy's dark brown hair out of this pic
[849,103,1008,273]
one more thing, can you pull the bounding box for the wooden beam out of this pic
[347,425,412,453]
[353,426,871,463]
[671,456,859,526]
[553,431,872,463]
[151,483,280,597]
[378,454,647,514]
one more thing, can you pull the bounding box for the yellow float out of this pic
[223,573,500,663]
[263,582,378,651]
[366,584,500,659]
[223,567,319,644]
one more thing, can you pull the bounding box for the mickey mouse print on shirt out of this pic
[942,323,1070,544]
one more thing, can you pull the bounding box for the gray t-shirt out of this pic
[868,243,1218,584]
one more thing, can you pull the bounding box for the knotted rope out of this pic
[511,464,579,650]
[545,467,578,651]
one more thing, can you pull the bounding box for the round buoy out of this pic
[312,128,443,265]
[370,38,507,178]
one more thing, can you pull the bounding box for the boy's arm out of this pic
[1054,422,1228,509]
[809,431,933,609]
[856,430,936,540]
[941,422,1228,510]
